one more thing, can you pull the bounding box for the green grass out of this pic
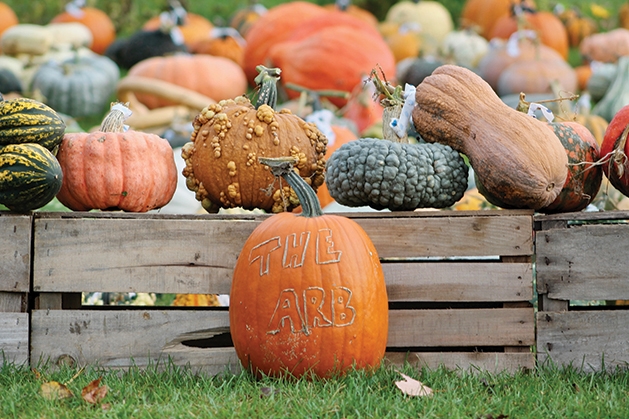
[2,360,629,418]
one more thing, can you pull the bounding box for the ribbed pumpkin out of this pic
[181,66,327,214]
[0,96,66,152]
[412,64,568,210]
[30,53,120,118]
[50,1,116,55]
[268,24,395,109]
[126,54,247,110]
[242,1,327,84]
[55,104,178,212]
[600,104,629,197]
[230,156,388,379]
[0,143,63,212]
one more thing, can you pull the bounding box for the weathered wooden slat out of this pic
[0,312,29,365]
[388,308,535,347]
[0,213,31,293]
[537,310,629,372]
[385,352,534,373]
[30,309,233,369]
[0,292,27,312]
[536,224,629,301]
[32,212,533,293]
[384,262,532,302]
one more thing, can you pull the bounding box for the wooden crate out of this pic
[30,210,535,374]
[0,212,31,366]
[536,211,629,372]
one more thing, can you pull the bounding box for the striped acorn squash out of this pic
[0,97,66,152]
[0,143,63,212]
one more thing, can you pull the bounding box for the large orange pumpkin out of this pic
[242,1,328,84]
[126,54,247,109]
[230,156,389,379]
[51,3,115,55]
[268,24,396,109]
[55,104,178,212]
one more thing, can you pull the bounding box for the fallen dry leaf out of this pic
[395,372,433,397]
[81,377,109,404]
[41,381,74,400]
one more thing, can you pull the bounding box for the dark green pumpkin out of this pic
[477,121,602,213]
[0,143,63,212]
[0,97,66,152]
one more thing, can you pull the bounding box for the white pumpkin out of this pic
[0,24,54,56]
[439,29,489,69]
[385,1,453,53]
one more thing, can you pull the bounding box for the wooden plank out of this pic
[0,213,31,293]
[388,308,535,347]
[535,210,629,223]
[385,352,534,373]
[0,292,27,312]
[536,224,629,301]
[33,212,533,293]
[384,262,532,302]
[33,217,259,294]
[0,312,29,365]
[537,310,629,372]
[30,309,235,371]
[356,214,533,258]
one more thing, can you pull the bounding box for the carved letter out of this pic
[267,289,306,335]
[303,287,332,331]
[283,232,310,268]
[316,228,342,265]
[248,237,282,276]
[331,286,356,327]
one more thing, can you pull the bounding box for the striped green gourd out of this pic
[0,143,63,212]
[0,96,66,152]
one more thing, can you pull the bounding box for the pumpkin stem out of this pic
[259,156,324,217]
[100,102,133,132]
[369,68,409,143]
[254,65,282,109]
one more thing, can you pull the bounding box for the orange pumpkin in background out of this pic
[460,0,536,39]
[229,156,388,379]
[126,54,247,109]
[242,2,328,84]
[143,12,213,50]
[51,1,115,55]
[0,2,17,39]
[490,6,569,59]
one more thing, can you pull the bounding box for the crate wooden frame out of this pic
[22,209,536,374]
[536,210,629,372]
[0,212,31,366]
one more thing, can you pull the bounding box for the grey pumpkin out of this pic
[30,52,120,118]
[325,71,468,211]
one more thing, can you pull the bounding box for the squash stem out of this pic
[254,65,281,109]
[369,68,409,143]
[259,156,324,217]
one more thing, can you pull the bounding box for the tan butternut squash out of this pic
[411,64,568,210]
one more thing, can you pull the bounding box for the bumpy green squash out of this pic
[0,96,66,152]
[0,143,63,212]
